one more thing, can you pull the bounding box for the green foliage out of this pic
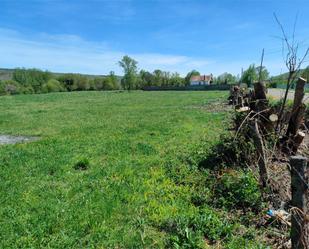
[137,69,186,88]
[0,79,22,95]
[0,91,241,248]
[13,68,52,93]
[119,55,138,90]
[89,72,119,91]
[241,64,269,86]
[73,157,90,170]
[164,208,234,248]
[137,69,154,87]
[269,97,293,110]
[42,79,65,93]
[212,170,261,211]
[57,74,90,91]
[185,70,200,86]
[216,72,238,84]
[266,81,277,88]
[0,91,268,248]
[225,236,270,249]
[2,69,120,95]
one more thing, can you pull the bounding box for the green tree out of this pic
[241,65,257,86]
[118,55,138,90]
[217,72,237,84]
[256,66,269,82]
[185,70,200,86]
[170,72,184,86]
[108,71,119,89]
[13,68,52,93]
[137,70,153,88]
[152,69,164,86]
[241,64,269,86]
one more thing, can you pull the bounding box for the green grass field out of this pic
[0,91,265,248]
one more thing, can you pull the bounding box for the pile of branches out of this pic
[228,78,309,248]
[229,77,308,191]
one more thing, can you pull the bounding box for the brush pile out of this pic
[228,78,309,248]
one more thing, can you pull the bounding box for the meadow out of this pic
[0,91,265,248]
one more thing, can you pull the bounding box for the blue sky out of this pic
[1,0,309,76]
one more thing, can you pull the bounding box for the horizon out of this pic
[1,0,309,77]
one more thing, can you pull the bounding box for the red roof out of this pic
[190,75,213,82]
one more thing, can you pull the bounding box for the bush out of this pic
[89,77,119,91]
[163,208,234,248]
[73,157,90,171]
[21,85,35,94]
[212,170,261,211]
[42,79,65,93]
[266,81,277,88]
[0,80,22,95]
[58,74,89,91]
[13,68,52,93]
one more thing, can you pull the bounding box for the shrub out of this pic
[21,85,35,94]
[13,68,52,93]
[0,80,22,95]
[58,74,89,91]
[42,79,65,93]
[266,82,277,88]
[163,208,234,248]
[89,77,119,91]
[212,170,261,211]
[73,157,90,171]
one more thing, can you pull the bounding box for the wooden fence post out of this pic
[290,156,308,249]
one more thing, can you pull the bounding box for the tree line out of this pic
[0,55,278,96]
[118,55,272,90]
[0,69,119,95]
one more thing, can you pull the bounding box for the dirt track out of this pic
[267,88,309,103]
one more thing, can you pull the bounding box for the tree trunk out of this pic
[286,77,307,137]
[292,131,306,154]
[251,119,268,188]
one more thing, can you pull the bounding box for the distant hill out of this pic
[270,68,308,82]
[0,68,122,81]
[0,68,14,80]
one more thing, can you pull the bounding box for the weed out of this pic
[73,157,90,170]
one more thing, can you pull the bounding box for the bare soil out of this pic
[0,135,39,145]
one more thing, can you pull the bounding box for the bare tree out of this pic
[274,13,309,132]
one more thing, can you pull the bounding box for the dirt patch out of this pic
[0,135,40,145]
[186,102,231,113]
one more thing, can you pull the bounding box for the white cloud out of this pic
[0,28,285,76]
[0,28,215,76]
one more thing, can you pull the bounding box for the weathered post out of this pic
[290,156,308,249]
[286,77,307,137]
[251,119,268,188]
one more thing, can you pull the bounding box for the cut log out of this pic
[236,106,250,112]
[292,131,306,154]
[237,96,244,107]
[286,77,307,137]
[253,82,268,113]
[269,114,278,122]
[254,82,267,100]
[287,103,306,137]
[292,77,306,111]
[250,119,268,188]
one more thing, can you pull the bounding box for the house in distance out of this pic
[190,74,213,85]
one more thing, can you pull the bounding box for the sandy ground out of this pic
[267,88,309,103]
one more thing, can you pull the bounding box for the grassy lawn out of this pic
[0,91,246,248]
